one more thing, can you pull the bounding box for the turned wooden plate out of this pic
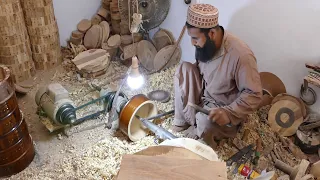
[272,93,307,118]
[100,21,110,43]
[137,40,157,71]
[260,72,287,97]
[268,100,303,137]
[153,45,181,71]
[84,25,101,49]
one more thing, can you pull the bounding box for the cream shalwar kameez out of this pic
[174,31,262,145]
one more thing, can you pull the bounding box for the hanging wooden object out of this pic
[0,0,35,83]
[153,45,182,71]
[0,66,35,177]
[21,0,62,70]
[272,93,307,118]
[77,19,92,33]
[137,40,157,71]
[152,29,173,51]
[84,25,101,49]
[268,100,303,137]
[72,49,110,78]
[260,72,287,97]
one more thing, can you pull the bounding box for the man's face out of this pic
[187,27,217,62]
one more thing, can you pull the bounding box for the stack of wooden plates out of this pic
[72,49,111,78]
[0,0,36,82]
[21,0,62,70]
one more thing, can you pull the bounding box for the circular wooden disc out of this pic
[152,29,173,51]
[121,35,133,45]
[272,93,307,118]
[97,25,103,48]
[153,45,181,71]
[137,40,157,71]
[161,28,176,44]
[71,30,84,39]
[77,19,92,33]
[99,21,110,43]
[107,34,121,48]
[83,25,100,49]
[97,7,109,19]
[91,14,102,25]
[268,100,303,137]
[260,72,286,97]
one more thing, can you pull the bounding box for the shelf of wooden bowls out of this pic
[119,94,158,142]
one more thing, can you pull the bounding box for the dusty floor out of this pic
[2,56,310,180]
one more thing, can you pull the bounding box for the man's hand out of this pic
[208,108,231,126]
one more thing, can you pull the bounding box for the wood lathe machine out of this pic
[35,83,176,142]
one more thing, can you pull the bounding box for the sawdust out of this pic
[6,56,306,180]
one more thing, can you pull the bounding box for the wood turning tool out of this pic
[187,102,232,127]
[275,159,310,180]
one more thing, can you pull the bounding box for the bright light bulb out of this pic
[127,75,144,89]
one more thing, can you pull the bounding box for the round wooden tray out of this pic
[268,100,303,137]
[84,25,101,49]
[137,40,157,71]
[153,45,181,71]
[152,29,174,51]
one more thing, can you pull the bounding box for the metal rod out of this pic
[187,102,210,115]
[139,110,174,121]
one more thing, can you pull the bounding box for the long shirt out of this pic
[198,31,263,125]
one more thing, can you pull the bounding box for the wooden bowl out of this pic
[119,94,158,142]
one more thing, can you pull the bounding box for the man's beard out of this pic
[195,34,218,63]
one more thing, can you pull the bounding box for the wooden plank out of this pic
[117,155,227,180]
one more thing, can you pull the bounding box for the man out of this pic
[171,4,262,147]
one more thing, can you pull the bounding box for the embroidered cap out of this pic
[187,4,219,28]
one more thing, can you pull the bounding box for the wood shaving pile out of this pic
[5,59,306,180]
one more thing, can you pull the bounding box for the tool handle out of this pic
[275,159,293,175]
[187,102,210,115]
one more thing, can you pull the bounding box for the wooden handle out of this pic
[275,159,293,175]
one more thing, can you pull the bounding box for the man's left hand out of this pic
[208,108,231,126]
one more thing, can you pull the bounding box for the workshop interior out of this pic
[0,0,319,180]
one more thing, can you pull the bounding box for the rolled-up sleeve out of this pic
[223,54,262,125]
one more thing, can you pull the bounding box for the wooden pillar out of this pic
[0,0,36,83]
[21,0,62,70]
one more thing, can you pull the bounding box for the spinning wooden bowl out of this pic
[119,94,158,142]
